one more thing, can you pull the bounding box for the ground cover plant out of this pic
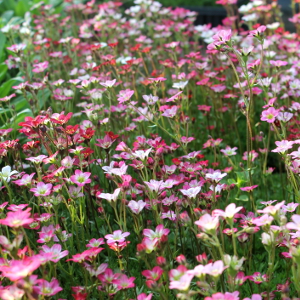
[0,0,300,299]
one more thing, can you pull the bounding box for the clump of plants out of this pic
[0,0,300,299]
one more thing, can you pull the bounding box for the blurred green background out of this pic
[0,0,218,17]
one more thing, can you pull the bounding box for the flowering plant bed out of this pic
[0,0,300,299]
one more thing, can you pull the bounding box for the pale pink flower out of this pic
[286,215,300,231]
[249,25,266,37]
[102,162,128,176]
[220,146,238,156]
[213,203,243,219]
[257,201,285,216]
[105,230,130,244]
[161,106,178,118]
[99,79,116,88]
[26,155,48,164]
[32,61,49,73]
[97,188,121,202]
[289,147,300,159]
[39,244,69,263]
[270,60,288,67]
[169,272,194,291]
[272,140,294,153]
[70,170,91,187]
[180,186,201,199]
[117,89,134,103]
[0,285,25,300]
[128,200,147,214]
[143,224,170,241]
[205,171,227,183]
[204,260,227,277]
[195,214,219,233]
[30,182,52,196]
[243,295,262,300]
[282,203,299,213]
[252,214,273,226]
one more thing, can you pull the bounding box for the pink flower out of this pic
[205,292,239,300]
[270,60,288,67]
[213,203,243,220]
[205,171,227,183]
[142,266,164,281]
[14,173,35,186]
[252,214,273,226]
[34,278,63,296]
[39,244,69,263]
[137,293,153,300]
[169,265,194,291]
[32,61,49,73]
[96,134,116,149]
[240,185,258,192]
[0,208,34,228]
[86,238,105,248]
[128,200,147,214]
[169,272,194,291]
[243,295,262,300]
[30,182,52,196]
[242,150,258,162]
[247,272,268,284]
[195,214,219,233]
[117,89,134,103]
[261,107,279,123]
[0,285,25,300]
[220,146,238,156]
[99,79,116,88]
[212,29,232,43]
[105,230,130,244]
[113,274,135,289]
[272,140,294,153]
[286,215,300,231]
[161,106,178,118]
[204,260,227,277]
[143,224,170,241]
[282,203,299,213]
[249,25,266,37]
[70,170,91,187]
[0,256,42,281]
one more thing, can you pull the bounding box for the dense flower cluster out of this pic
[0,0,300,299]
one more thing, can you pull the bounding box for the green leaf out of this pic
[11,108,33,128]
[0,77,22,98]
[37,88,51,110]
[235,171,249,186]
[0,32,6,63]
[1,10,14,23]
[235,195,248,202]
[227,178,237,185]
[15,1,31,16]
[11,96,30,112]
[0,63,7,82]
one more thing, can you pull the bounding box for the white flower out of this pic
[172,81,188,90]
[180,187,201,199]
[132,148,152,160]
[0,166,18,183]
